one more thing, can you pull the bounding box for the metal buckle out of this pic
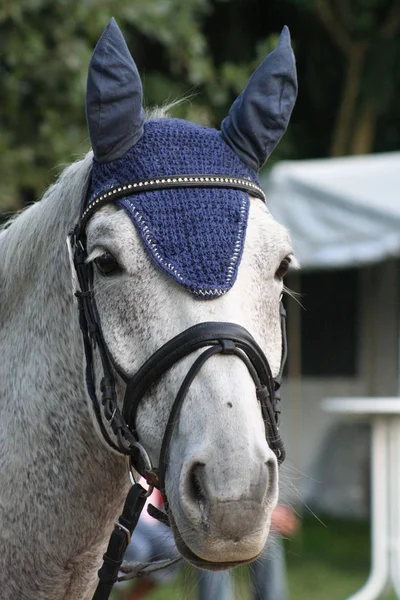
[114,520,131,544]
[128,444,157,498]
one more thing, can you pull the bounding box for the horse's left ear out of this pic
[86,18,145,163]
[221,26,297,171]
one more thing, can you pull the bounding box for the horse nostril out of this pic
[188,463,207,505]
[265,457,277,500]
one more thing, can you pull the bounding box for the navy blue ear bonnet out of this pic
[86,19,297,299]
[90,119,257,297]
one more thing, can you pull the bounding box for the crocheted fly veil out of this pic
[86,19,297,298]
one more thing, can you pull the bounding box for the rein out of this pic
[69,175,287,600]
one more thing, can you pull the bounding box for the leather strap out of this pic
[123,321,270,430]
[92,483,147,600]
[121,320,285,493]
[77,174,266,235]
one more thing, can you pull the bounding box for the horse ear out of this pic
[86,18,145,164]
[221,26,297,171]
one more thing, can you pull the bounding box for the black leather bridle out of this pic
[69,174,288,600]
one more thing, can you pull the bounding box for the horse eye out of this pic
[94,252,120,276]
[275,257,291,280]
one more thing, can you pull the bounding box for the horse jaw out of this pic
[86,195,293,567]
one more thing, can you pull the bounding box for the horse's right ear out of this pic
[86,18,145,164]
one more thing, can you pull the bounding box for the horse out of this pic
[0,18,297,600]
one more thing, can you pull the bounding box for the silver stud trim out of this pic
[80,175,265,224]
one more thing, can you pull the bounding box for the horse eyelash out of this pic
[86,247,109,264]
[288,254,300,270]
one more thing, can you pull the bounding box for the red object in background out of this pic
[271,505,299,537]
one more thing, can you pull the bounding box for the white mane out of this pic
[0,153,92,287]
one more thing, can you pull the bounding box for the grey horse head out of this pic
[83,18,297,569]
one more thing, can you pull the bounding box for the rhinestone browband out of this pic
[77,175,266,233]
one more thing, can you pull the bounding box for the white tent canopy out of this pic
[261,151,400,269]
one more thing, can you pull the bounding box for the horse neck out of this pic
[0,155,91,420]
[0,154,128,599]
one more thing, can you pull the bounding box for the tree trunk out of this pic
[350,102,376,155]
[330,42,368,157]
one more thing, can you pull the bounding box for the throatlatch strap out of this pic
[92,483,147,600]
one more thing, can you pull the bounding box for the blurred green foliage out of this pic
[0,0,214,210]
[0,0,399,214]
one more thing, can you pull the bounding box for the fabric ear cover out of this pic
[221,26,298,171]
[86,18,145,163]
